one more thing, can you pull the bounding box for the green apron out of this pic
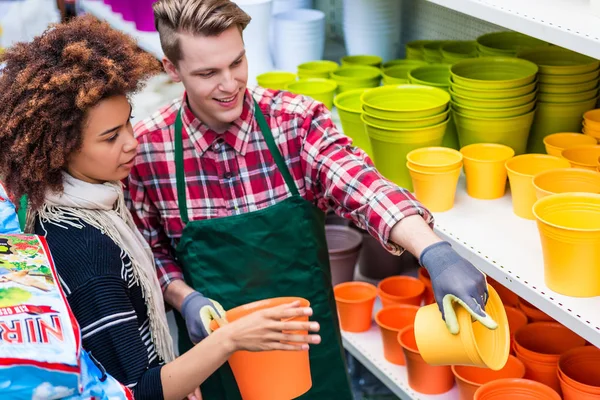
[172,100,353,400]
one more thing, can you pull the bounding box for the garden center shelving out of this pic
[81,0,600,398]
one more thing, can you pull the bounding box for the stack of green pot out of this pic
[440,41,478,64]
[286,78,338,110]
[450,57,539,155]
[517,47,600,153]
[359,85,451,190]
[382,59,428,70]
[257,71,297,90]
[297,60,340,79]
[422,41,450,63]
[331,65,382,93]
[476,31,549,57]
[341,55,383,69]
[333,88,374,160]
[405,40,433,60]
[407,64,459,150]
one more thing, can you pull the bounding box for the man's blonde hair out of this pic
[153,0,251,64]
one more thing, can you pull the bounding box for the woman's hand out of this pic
[186,387,202,400]
[218,301,321,353]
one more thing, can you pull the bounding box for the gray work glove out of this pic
[420,241,498,335]
[181,291,226,344]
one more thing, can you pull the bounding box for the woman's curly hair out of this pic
[0,14,162,210]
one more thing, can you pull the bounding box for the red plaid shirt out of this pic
[125,87,433,290]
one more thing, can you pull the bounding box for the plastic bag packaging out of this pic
[0,182,22,234]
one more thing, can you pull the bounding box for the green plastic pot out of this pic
[452,108,536,154]
[452,100,536,119]
[382,65,421,85]
[443,113,460,150]
[333,89,373,158]
[297,60,339,79]
[382,59,428,69]
[331,66,382,93]
[341,55,383,68]
[286,78,338,110]
[451,79,537,99]
[451,57,539,89]
[406,40,433,61]
[527,97,599,153]
[408,64,451,89]
[450,88,537,109]
[423,41,449,63]
[476,32,549,57]
[539,69,600,84]
[538,79,599,94]
[257,71,297,90]
[517,47,600,76]
[361,85,450,119]
[362,116,449,190]
[441,41,478,63]
[537,88,599,103]
[362,109,449,129]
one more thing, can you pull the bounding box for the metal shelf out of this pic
[79,0,164,59]
[433,176,600,347]
[424,0,600,58]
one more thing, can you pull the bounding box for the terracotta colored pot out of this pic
[518,299,554,322]
[375,305,420,365]
[474,378,561,399]
[356,228,404,279]
[504,306,528,355]
[325,225,362,285]
[452,355,526,400]
[333,281,377,332]
[398,325,455,395]
[418,267,435,305]
[377,276,425,307]
[558,346,600,396]
[488,277,519,307]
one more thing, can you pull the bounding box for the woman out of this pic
[0,15,320,400]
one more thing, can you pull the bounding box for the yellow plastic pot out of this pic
[533,168,600,199]
[451,80,537,100]
[450,57,539,90]
[538,88,599,103]
[286,79,338,110]
[363,117,449,190]
[583,128,600,143]
[561,145,600,170]
[533,193,600,297]
[539,79,598,94]
[460,143,515,200]
[333,89,373,159]
[538,69,600,84]
[414,284,510,370]
[517,47,600,76]
[382,65,420,85]
[452,100,536,119]
[257,71,297,90]
[382,59,428,69]
[362,110,449,129]
[543,133,598,157]
[361,85,450,119]
[341,55,383,68]
[449,88,537,109]
[407,147,463,173]
[583,108,600,130]
[505,154,572,219]
[407,162,461,212]
[297,60,339,79]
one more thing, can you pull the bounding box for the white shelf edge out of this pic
[424,0,600,59]
[341,325,458,400]
[79,0,164,59]
[432,176,600,348]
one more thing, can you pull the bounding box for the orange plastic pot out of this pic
[559,346,600,395]
[375,305,420,365]
[417,267,435,305]
[514,347,563,394]
[474,378,561,399]
[504,306,528,354]
[210,297,312,400]
[377,276,425,308]
[334,281,377,332]
[488,277,519,307]
[518,299,554,322]
[452,355,526,400]
[398,325,455,394]
[558,371,600,400]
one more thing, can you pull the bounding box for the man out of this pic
[125,0,496,398]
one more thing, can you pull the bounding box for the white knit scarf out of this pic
[35,173,175,362]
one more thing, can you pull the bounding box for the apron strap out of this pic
[173,99,301,224]
[174,110,189,224]
[253,100,299,197]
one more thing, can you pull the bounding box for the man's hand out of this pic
[181,291,226,344]
[420,241,497,334]
[187,387,202,400]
